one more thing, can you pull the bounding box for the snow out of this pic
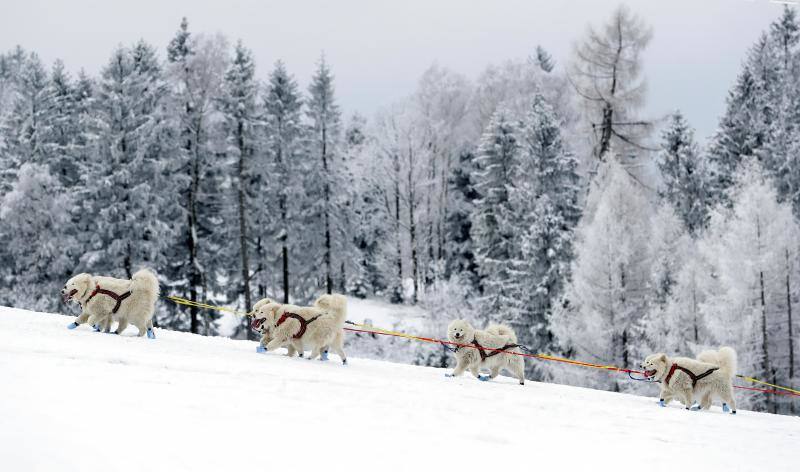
[1,307,798,472]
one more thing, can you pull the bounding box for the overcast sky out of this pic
[0,0,790,141]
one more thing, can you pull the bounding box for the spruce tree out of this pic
[263,60,304,303]
[305,55,342,295]
[471,108,520,319]
[657,111,710,235]
[218,41,260,336]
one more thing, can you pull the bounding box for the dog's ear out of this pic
[659,353,667,363]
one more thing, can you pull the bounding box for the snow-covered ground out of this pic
[1,307,798,472]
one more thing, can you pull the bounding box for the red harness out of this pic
[664,363,719,388]
[84,284,132,314]
[470,339,519,362]
[276,312,321,339]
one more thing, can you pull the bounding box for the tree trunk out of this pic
[187,124,201,334]
[236,121,252,326]
[408,147,419,304]
[786,249,795,414]
[321,124,333,294]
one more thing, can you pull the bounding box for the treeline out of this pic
[1,6,799,414]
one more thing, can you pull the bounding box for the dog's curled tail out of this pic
[314,293,348,325]
[717,346,737,379]
[486,323,517,344]
[131,268,160,307]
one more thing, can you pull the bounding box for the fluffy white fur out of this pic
[62,269,159,337]
[446,320,525,385]
[257,294,348,364]
[641,347,737,413]
[250,297,297,357]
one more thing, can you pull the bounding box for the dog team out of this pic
[60,268,738,413]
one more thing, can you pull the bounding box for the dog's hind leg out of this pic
[700,391,712,410]
[721,386,737,414]
[679,389,694,410]
[115,318,129,335]
[510,358,525,385]
[308,345,322,360]
[266,337,289,352]
[330,332,347,365]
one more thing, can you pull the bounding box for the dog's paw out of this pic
[477,375,490,382]
[320,351,329,361]
[92,325,101,332]
[341,359,348,366]
[731,410,737,415]
[256,345,266,353]
[146,328,156,339]
[444,373,454,378]
[722,403,730,413]
[658,399,666,407]
[66,322,79,330]
[690,403,701,411]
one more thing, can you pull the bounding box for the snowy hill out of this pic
[1,308,797,472]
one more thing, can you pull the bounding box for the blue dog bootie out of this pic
[146,328,156,339]
[256,345,266,353]
[320,350,329,361]
[658,399,666,407]
[67,322,79,329]
[477,375,490,382]
[722,403,730,413]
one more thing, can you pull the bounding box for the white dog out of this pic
[250,297,297,357]
[446,320,525,385]
[258,294,348,364]
[641,347,737,414]
[62,268,160,338]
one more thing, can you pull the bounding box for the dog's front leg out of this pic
[266,336,289,352]
[68,311,91,329]
[448,357,468,377]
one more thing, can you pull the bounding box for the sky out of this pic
[0,0,790,141]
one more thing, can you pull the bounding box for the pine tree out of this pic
[510,94,581,355]
[85,43,181,280]
[218,41,260,336]
[0,164,76,310]
[534,45,555,73]
[657,111,710,235]
[1,52,48,191]
[263,60,304,303]
[471,108,520,320]
[443,150,480,288]
[166,18,229,334]
[305,55,342,295]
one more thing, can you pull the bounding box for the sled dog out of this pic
[62,268,159,338]
[257,294,348,364]
[641,347,737,413]
[446,320,525,385]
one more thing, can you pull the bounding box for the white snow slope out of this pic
[1,307,798,472]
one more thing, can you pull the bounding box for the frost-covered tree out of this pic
[84,42,181,279]
[263,60,304,303]
[0,52,48,190]
[218,41,260,336]
[305,55,342,295]
[510,94,581,355]
[569,4,653,160]
[443,149,480,288]
[0,164,76,311]
[638,205,702,356]
[550,160,652,390]
[166,18,229,334]
[534,45,555,73]
[657,111,710,235]
[699,161,800,412]
[471,108,520,318]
